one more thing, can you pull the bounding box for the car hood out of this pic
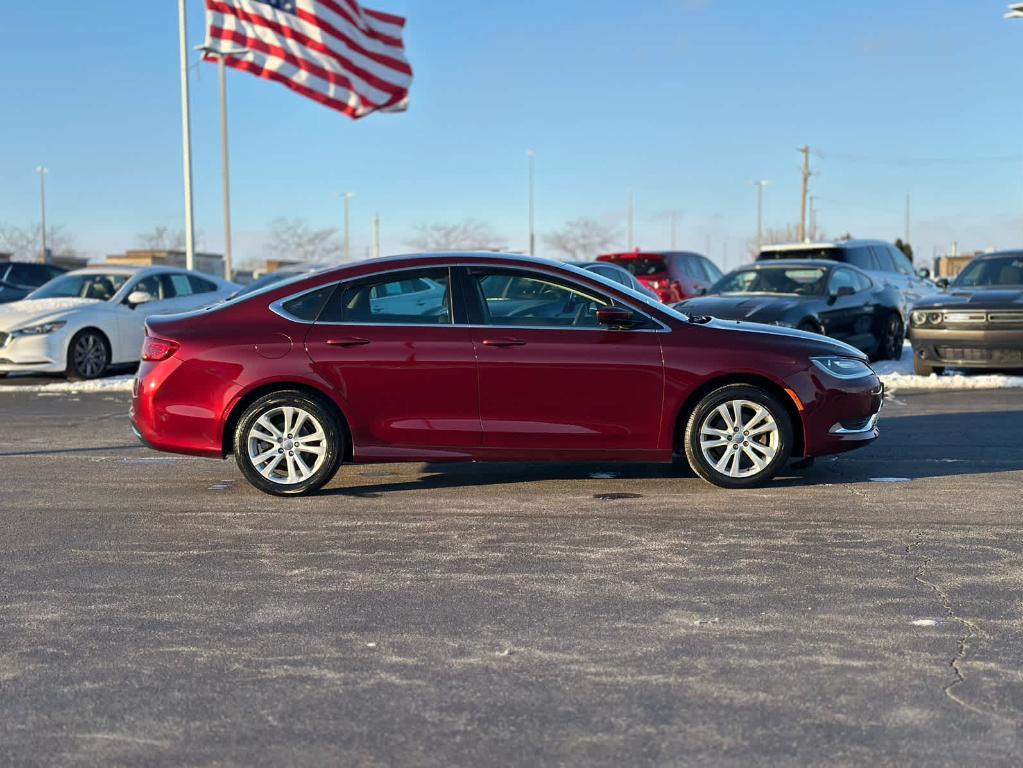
[677,295,809,322]
[698,317,866,360]
[0,297,102,331]
[914,288,1023,310]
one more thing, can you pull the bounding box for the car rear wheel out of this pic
[66,330,110,381]
[233,391,344,497]
[684,384,793,489]
[913,357,944,377]
[872,313,904,362]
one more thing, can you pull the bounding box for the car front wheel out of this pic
[872,314,904,362]
[66,330,110,380]
[684,384,793,489]
[233,391,344,497]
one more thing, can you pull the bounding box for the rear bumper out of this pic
[909,327,1023,369]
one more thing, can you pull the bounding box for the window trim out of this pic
[269,263,670,332]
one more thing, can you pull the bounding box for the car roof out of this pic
[971,250,1023,261]
[598,250,704,258]
[66,265,214,278]
[743,259,837,269]
[759,239,890,251]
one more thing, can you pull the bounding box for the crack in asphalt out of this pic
[903,531,1008,722]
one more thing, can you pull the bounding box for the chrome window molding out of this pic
[268,262,672,332]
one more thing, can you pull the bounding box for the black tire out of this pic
[233,390,344,497]
[683,384,793,489]
[797,320,823,335]
[871,313,904,362]
[66,329,110,381]
[913,356,944,376]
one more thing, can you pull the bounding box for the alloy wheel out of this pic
[72,333,107,379]
[698,399,780,479]
[246,406,328,485]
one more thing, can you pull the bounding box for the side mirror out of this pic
[917,267,931,279]
[127,290,155,308]
[935,277,949,290]
[596,306,637,328]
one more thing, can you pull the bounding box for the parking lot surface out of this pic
[1,387,1022,766]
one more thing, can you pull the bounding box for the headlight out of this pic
[927,312,943,325]
[810,356,874,380]
[911,311,928,326]
[10,321,67,337]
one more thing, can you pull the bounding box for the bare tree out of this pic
[136,225,186,251]
[0,222,76,261]
[543,218,619,261]
[266,217,341,264]
[405,219,507,252]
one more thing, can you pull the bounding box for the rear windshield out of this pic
[599,256,666,276]
[758,248,838,262]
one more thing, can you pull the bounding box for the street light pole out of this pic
[753,180,769,253]
[198,46,248,281]
[627,191,635,250]
[339,192,355,260]
[177,0,196,271]
[36,166,48,263]
[527,149,536,256]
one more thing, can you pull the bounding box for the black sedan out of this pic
[909,250,1023,375]
[674,260,905,360]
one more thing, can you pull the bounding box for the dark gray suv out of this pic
[0,262,66,304]
[757,239,936,321]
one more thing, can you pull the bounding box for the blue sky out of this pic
[2,0,1022,270]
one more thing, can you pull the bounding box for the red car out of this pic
[597,250,723,303]
[131,253,883,497]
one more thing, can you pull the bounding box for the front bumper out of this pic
[788,370,884,458]
[0,329,69,373]
[910,326,1023,369]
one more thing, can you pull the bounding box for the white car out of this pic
[0,266,238,380]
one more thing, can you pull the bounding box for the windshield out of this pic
[758,248,838,262]
[953,255,1023,287]
[560,262,689,322]
[599,256,666,276]
[711,267,827,296]
[29,273,130,301]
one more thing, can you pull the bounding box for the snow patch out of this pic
[876,343,1023,392]
[0,375,134,394]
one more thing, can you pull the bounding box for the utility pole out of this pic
[178,0,196,271]
[798,145,811,243]
[198,46,248,281]
[527,149,536,256]
[753,180,768,253]
[670,210,679,249]
[809,195,817,241]
[627,191,635,250]
[36,166,48,263]
[372,214,381,258]
[1008,5,1023,242]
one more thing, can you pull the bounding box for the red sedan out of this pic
[130,253,883,496]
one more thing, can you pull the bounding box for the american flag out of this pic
[203,0,412,119]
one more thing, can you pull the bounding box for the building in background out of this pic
[106,249,224,277]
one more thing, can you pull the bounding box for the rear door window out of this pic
[871,247,896,273]
[845,247,879,271]
[699,257,723,282]
[322,269,452,325]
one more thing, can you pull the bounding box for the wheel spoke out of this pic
[714,449,732,473]
[701,425,730,438]
[746,419,777,438]
[727,448,742,477]
[296,444,325,457]
[700,438,730,449]
[730,401,743,432]
[747,440,777,459]
[742,445,769,472]
[743,406,768,432]
[259,454,284,479]
[293,452,312,479]
[292,411,309,435]
[285,453,299,483]
[295,430,325,445]
[256,416,283,440]
[252,447,279,464]
[715,405,735,431]
[249,428,277,443]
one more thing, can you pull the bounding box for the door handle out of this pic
[481,337,527,347]
[326,337,370,347]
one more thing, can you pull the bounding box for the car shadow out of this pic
[321,408,1022,497]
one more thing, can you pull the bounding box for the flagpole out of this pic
[177,0,196,271]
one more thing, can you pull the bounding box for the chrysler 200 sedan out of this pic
[130,253,884,496]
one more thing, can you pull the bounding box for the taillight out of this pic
[142,337,179,362]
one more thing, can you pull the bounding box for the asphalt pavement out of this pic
[1,386,1022,766]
